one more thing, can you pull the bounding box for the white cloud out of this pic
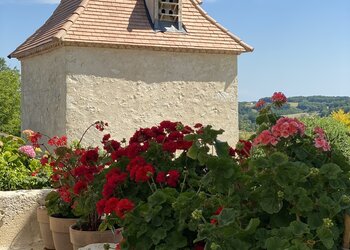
[0,0,59,5]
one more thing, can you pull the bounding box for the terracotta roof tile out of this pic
[10,0,253,58]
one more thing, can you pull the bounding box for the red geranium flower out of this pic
[255,99,266,109]
[104,197,119,214]
[73,180,87,194]
[80,148,99,166]
[156,172,166,184]
[271,92,287,107]
[96,199,107,216]
[166,170,180,187]
[115,198,134,219]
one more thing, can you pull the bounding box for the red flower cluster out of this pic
[210,206,224,225]
[48,136,67,147]
[255,99,266,109]
[80,148,99,166]
[102,168,128,198]
[271,92,287,106]
[253,117,305,147]
[95,121,108,131]
[96,197,134,219]
[23,130,42,148]
[102,134,121,153]
[128,121,194,154]
[58,186,72,203]
[271,117,306,138]
[314,127,331,152]
[127,156,155,183]
[156,170,181,187]
[229,140,252,158]
[96,121,200,220]
[253,130,279,147]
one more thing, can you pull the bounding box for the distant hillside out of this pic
[239,96,350,132]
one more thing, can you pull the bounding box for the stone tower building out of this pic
[10,0,253,145]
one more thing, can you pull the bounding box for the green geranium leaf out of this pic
[296,196,314,212]
[187,142,200,160]
[218,208,237,226]
[151,228,167,245]
[317,226,334,249]
[8,155,18,162]
[259,190,283,214]
[166,231,187,248]
[214,140,230,158]
[269,152,288,166]
[265,237,290,250]
[290,221,310,236]
[148,191,167,207]
[320,163,342,180]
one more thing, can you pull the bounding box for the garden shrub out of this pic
[301,116,350,162]
[0,135,51,191]
[332,109,350,129]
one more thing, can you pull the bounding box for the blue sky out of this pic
[0,0,349,101]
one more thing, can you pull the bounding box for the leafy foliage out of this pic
[302,116,350,162]
[247,94,350,249]
[0,58,20,136]
[0,135,51,190]
[332,109,350,129]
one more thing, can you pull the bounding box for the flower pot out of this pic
[37,206,55,249]
[49,216,77,250]
[69,225,122,250]
[343,213,350,249]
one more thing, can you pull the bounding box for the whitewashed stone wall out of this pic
[21,48,66,138]
[21,47,239,146]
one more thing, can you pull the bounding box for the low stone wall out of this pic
[0,189,51,250]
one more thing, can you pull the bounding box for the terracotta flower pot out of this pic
[69,225,122,250]
[37,206,55,250]
[343,213,350,249]
[49,216,77,250]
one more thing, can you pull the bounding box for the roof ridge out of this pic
[190,0,253,52]
[52,0,90,41]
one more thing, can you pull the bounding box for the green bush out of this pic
[0,58,20,136]
[0,135,51,191]
[301,116,350,162]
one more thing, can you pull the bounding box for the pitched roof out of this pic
[9,0,253,59]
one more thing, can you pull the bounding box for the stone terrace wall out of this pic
[0,189,51,250]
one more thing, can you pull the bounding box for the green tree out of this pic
[0,58,20,136]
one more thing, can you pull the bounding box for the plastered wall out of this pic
[65,47,239,146]
[20,47,239,146]
[21,48,67,138]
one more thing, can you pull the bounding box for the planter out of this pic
[70,225,122,250]
[344,213,350,249]
[50,216,77,250]
[37,206,55,249]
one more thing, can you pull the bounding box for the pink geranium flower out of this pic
[313,127,331,152]
[253,130,279,146]
[271,117,306,139]
[18,145,36,158]
[314,137,331,152]
[271,92,287,106]
[255,99,266,109]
